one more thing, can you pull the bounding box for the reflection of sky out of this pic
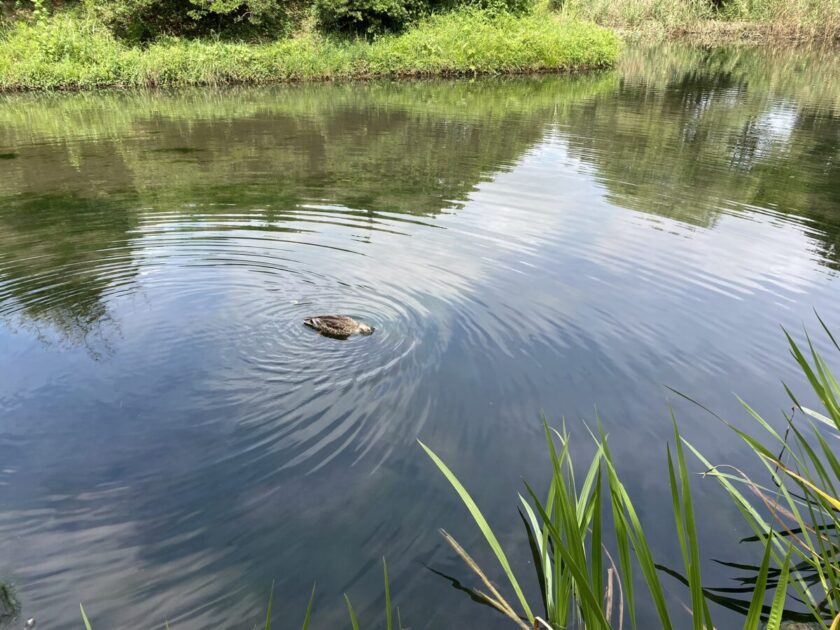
[1,95,840,629]
[751,102,799,159]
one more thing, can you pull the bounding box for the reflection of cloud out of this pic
[0,500,257,628]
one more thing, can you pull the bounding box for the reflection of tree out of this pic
[0,76,613,215]
[560,44,840,269]
[0,75,614,347]
[0,193,137,353]
[2,51,837,349]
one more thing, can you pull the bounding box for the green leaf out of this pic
[264,581,274,630]
[743,533,774,629]
[383,558,392,630]
[522,481,611,628]
[602,439,673,630]
[80,604,93,630]
[300,584,316,630]
[345,594,360,630]
[765,549,791,630]
[672,417,713,630]
[419,440,534,623]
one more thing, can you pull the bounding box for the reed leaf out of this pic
[300,584,316,630]
[344,594,359,630]
[80,604,93,630]
[766,550,791,630]
[384,558,393,630]
[743,534,774,630]
[419,440,534,623]
[264,581,274,630]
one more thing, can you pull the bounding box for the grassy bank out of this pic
[556,0,840,41]
[0,11,620,90]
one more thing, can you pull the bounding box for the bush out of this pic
[82,0,300,41]
[315,0,534,37]
[315,0,420,36]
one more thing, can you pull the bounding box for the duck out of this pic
[303,315,374,339]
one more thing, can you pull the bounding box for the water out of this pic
[0,43,839,629]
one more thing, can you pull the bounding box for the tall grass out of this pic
[557,0,840,39]
[423,320,840,629]
[423,425,793,628]
[558,0,712,34]
[686,318,840,627]
[0,11,620,90]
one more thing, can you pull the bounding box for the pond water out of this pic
[1,43,839,629]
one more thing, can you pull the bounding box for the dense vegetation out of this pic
[2,0,836,92]
[0,0,620,90]
[0,3,619,90]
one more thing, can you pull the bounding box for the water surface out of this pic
[1,43,839,628]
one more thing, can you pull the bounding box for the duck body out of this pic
[303,315,374,339]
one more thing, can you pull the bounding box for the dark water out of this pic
[1,43,839,629]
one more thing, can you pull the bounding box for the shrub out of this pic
[315,0,534,37]
[314,0,420,36]
[82,0,300,41]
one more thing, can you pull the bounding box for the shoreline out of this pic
[0,63,617,94]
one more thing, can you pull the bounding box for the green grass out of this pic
[0,10,620,90]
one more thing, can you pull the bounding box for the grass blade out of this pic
[602,443,674,630]
[522,480,611,628]
[80,604,93,630]
[672,418,713,630]
[743,534,774,630]
[419,440,534,623]
[384,558,392,630]
[300,584,316,630]
[765,549,791,630]
[344,594,359,630]
[518,506,548,616]
[264,580,274,630]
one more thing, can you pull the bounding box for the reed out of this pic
[422,320,840,628]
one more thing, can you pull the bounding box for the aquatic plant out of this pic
[686,316,840,627]
[422,320,840,628]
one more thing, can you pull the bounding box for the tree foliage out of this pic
[82,0,302,41]
[314,0,533,36]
